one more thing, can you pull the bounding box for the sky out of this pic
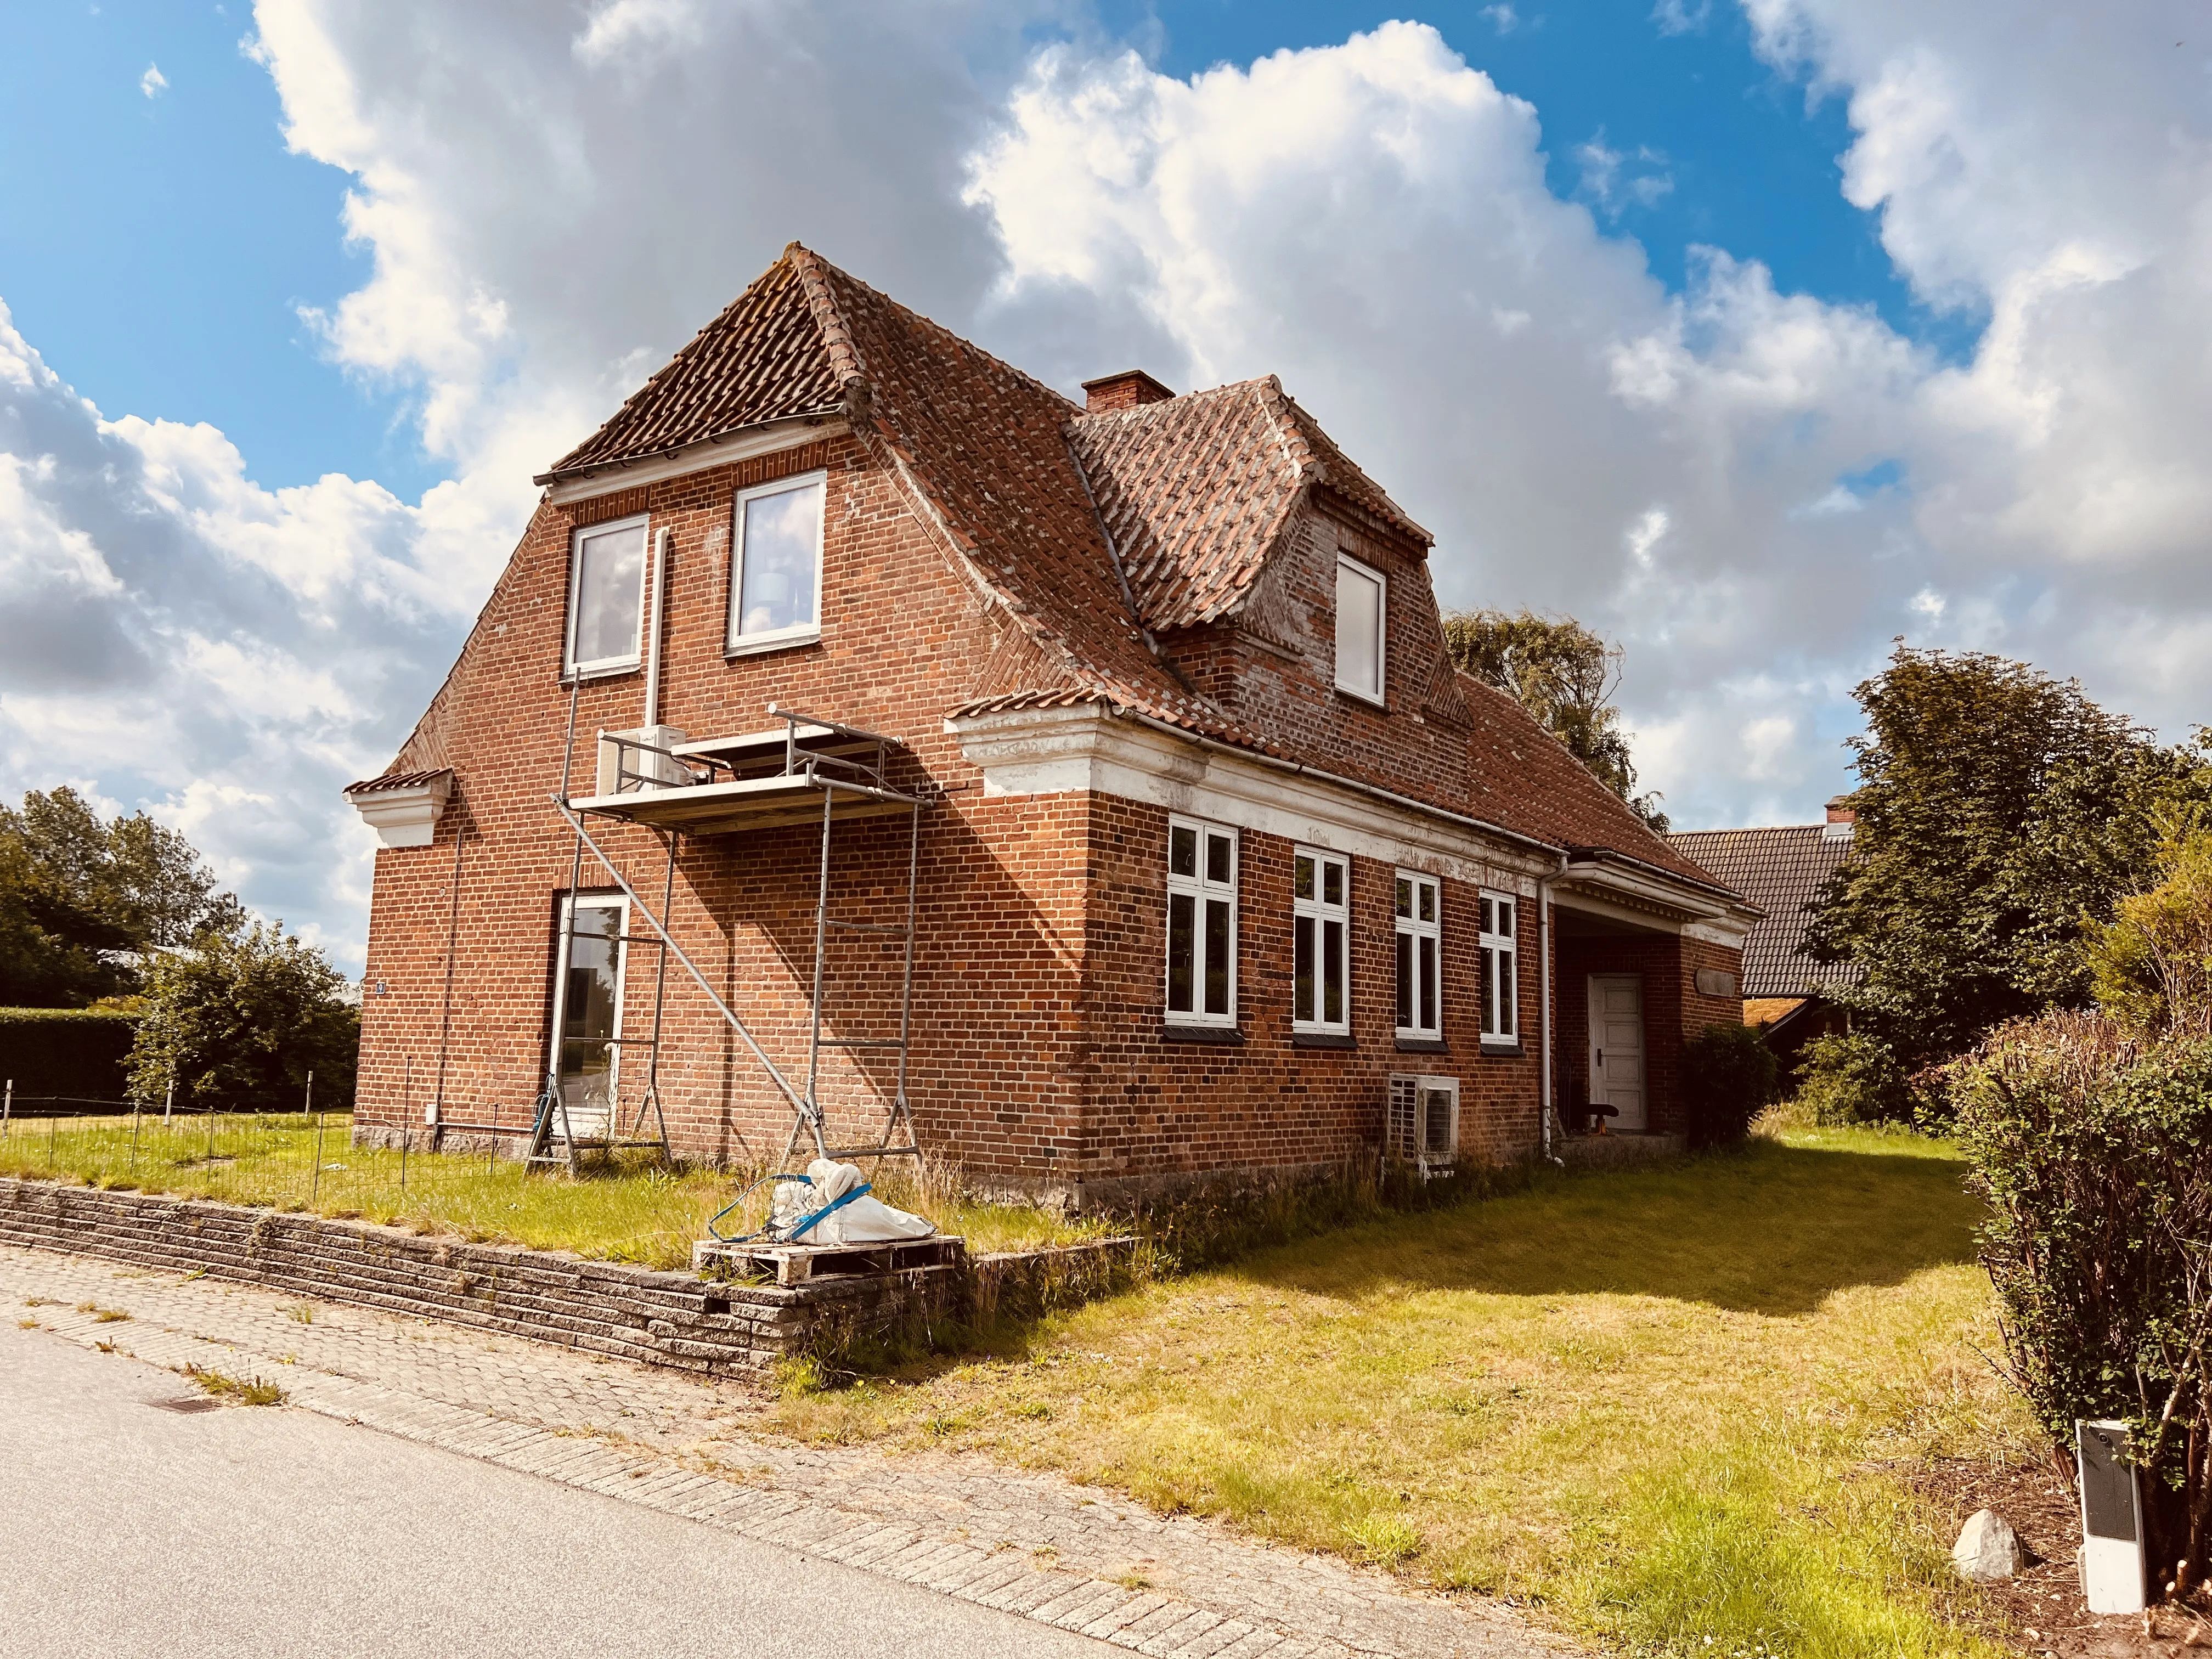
[1,1,2209,972]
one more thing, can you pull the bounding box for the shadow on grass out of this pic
[1226,1137,1981,1317]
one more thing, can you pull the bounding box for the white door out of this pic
[1588,975,1646,1132]
[550,897,627,1141]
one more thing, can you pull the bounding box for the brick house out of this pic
[344,244,1752,1204]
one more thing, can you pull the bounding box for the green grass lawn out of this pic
[766,1125,2030,1658]
[0,1111,1107,1265]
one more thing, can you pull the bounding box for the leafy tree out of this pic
[128,921,358,1112]
[1442,608,1669,831]
[2087,810,2212,1039]
[1806,645,2209,1065]
[0,787,242,1006]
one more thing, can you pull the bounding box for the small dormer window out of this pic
[1334,554,1386,704]
[729,471,826,652]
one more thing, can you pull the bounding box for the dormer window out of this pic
[566,514,648,678]
[1334,554,1386,704]
[729,471,826,652]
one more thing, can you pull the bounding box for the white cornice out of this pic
[543,416,847,503]
[348,775,453,850]
[948,703,1558,893]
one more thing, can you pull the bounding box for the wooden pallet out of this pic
[692,1234,965,1287]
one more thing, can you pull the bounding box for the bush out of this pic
[0,1007,140,1103]
[1950,1010,2211,1594]
[128,923,359,1113]
[1794,1031,1917,1126]
[1681,1022,1779,1148]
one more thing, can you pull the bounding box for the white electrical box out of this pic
[2076,1419,2147,1614]
[595,725,689,796]
[1386,1074,1460,1176]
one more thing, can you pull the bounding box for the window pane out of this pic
[1323,918,1344,1024]
[1497,900,1514,940]
[1396,877,1412,918]
[1167,893,1195,1012]
[1323,859,1344,907]
[573,523,644,665]
[1294,915,1315,1024]
[1479,896,1492,934]
[1396,932,1413,1028]
[1499,949,1515,1036]
[1480,945,1496,1034]
[559,906,620,1086]
[1335,561,1383,698]
[1294,855,1314,901]
[1420,935,1437,1031]
[1206,832,1233,885]
[1203,898,1232,1015]
[735,481,821,637]
[1170,825,1198,877]
[1419,881,1436,923]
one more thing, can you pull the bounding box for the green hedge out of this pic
[0,1008,141,1105]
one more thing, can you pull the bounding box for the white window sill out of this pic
[1335,684,1389,711]
[563,659,642,683]
[725,628,822,659]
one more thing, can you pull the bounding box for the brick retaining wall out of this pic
[0,1176,943,1378]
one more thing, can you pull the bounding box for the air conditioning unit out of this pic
[595,725,690,796]
[1386,1074,1460,1176]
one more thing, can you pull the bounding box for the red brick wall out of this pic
[353,427,1719,1200]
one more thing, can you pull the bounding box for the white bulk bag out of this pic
[772,1159,935,1245]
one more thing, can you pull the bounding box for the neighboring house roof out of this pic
[1069,376,1429,631]
[1668,825,1861,996]
[1459,675,1734,891]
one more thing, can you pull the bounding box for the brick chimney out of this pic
[1081,370,1175,415]
[1825,795,1855,825]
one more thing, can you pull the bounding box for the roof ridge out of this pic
[783,242,866,394]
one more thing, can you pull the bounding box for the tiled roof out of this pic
[1458,676,1734,891]
[1668,825,1861,996]
[1069,377,1428,631]
[345,768,452,795]
[531,244,1730,899]
[541,256,842,479]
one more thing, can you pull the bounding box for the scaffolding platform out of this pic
[693,1234,965,1286]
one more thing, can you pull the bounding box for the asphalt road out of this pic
[0,1331,1110,1657]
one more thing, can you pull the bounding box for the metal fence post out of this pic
[162,1076,174,1126]
[206,1102,217,1166]
[3,1078,11,1139]
[303,1069,314,1116]
[399,1125,409,1194]
[130,1092,142,1178]
[311,1111,326,1209]
[49,1106,58,1168]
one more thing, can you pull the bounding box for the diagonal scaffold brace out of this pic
[549,795,826,1160]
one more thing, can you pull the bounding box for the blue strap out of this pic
[783,1181,872,1242]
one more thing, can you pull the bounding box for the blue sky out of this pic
[0,2,2204,964]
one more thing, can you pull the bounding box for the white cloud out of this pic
[12,0,2212,973]
[1651,0,1712,36]
[139,63,167,98]
[1480,5,1521,35]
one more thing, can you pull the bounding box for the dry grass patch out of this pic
[769,1127,2030,1657]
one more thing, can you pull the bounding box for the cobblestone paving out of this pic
[1,1244,1571,1659]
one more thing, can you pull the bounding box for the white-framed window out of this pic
[1166,816,1238,1027]
[549,895,628,1138]
[729,470,826,650]
[1395,871,1441,1040]
[565,515,648,677]
[1334,554,1386,704]
[1291,846,1350,1035]
[1480,890,1518,1047]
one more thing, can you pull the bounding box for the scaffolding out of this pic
[527,699,928,1176]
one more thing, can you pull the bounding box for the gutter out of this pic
[534,407,844,488]
[1564,843,1749,910]
[1539,866,1564,1167]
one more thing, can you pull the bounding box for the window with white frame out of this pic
[1480,890,1518,1046]
[1166,816,1238,1027]
[566,515,648,676]
[550,895,628,1138]
[1291,847,1350,1035]
[1395,871,1441,1040]
[729,471,826,648]
[1334,555,1386,703]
